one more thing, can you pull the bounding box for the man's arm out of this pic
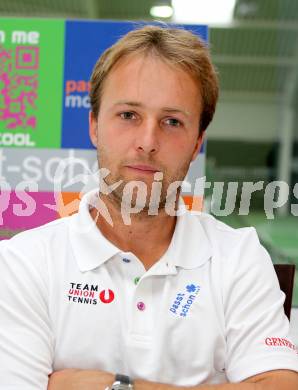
[48,369,298,390]
[135,370,298,390]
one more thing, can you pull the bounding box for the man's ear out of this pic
[89,111,98,147]
[191,131,205,162]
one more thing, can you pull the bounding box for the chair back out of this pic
[274,264,295,320]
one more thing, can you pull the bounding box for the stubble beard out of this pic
[97,146,191,215]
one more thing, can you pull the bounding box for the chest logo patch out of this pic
[169,284,200,317]
[67,282,115,305]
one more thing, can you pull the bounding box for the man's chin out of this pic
[120,200,167,216]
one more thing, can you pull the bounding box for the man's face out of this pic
[89,53,204,210]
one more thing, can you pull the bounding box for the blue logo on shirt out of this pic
[186,284,197,293]
[169,284,200,317]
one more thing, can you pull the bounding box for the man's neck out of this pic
[90,193,177,270]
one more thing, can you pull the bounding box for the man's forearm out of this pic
[134,379,257,390]
[134,370,298,390]
[47,368,298,390]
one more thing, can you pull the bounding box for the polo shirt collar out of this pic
[69,190,121,272]
[69,190,212,273]
[163,208,213,270]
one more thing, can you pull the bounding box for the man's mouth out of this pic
[125,164,160,174]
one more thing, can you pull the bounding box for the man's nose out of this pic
[134,118,160,155]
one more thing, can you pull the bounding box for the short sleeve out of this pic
[0,235,54,389]
[223,228,298,382]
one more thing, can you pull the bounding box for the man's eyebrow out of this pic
[162,107,191,117]
[113,101,190,117]
[113,101,143,107]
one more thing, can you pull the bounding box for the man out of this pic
[0,26,297,390]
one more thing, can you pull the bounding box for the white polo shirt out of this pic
[0,190,297,389]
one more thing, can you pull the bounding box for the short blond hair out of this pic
[90,25,218,134]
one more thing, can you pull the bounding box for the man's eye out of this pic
[120,112,136,120]
[165,118,182,127]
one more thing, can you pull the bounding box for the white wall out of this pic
[294,109,298,141]
[207,99,281,142]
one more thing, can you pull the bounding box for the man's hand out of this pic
[48,368,114,390]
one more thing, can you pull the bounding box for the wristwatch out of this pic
[109,373,134,390]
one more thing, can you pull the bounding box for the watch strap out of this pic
[110,373,134,389]
[115,374,132,385]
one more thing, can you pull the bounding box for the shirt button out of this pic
[137,301,146,311]
[134,277,140,285]
[122,258,131,263]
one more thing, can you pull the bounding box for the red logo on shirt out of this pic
[265,338,298,353]
[67,282,115,306]
[99,289,115,304]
